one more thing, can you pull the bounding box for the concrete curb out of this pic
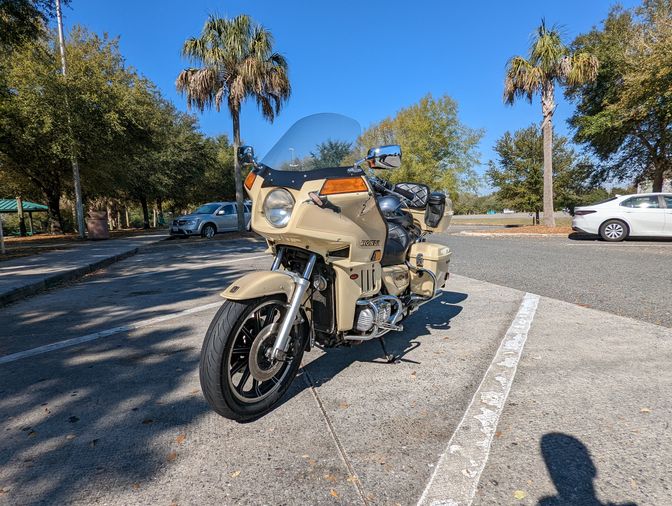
[0,241,158,308]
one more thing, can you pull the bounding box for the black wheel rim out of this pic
[225,300,294,404]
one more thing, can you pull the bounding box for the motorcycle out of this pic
[199,113,452,420]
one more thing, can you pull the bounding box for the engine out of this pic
[353,295,402,336]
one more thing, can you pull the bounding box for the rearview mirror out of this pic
[366,145,402,170]
[238,145,256,165]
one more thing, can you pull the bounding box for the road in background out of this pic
[436,231,672,327]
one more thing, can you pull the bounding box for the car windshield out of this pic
[193,204,220,214]
[260,113,361,171]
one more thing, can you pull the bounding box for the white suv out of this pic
[573,193,672,241]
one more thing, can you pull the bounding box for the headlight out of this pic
[263,189,294,228]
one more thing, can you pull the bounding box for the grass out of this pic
[452,216,572,227]
[476,225,574,235]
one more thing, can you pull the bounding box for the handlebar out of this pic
[369,176,414,206]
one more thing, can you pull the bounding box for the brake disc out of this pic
[248,323,283,381]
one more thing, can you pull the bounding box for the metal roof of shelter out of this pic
[0,199,49,213]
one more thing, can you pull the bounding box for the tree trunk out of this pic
[139,196,150,229]
[232,110,246,232]
[124,206,130,228]
[156,198,164,227]
[652,161,665,192]
[541,82,556,227]
[535,210,540,225]
[45,190,63,234]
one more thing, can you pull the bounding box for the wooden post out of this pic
[16,197,26,237]
[125,207,130,229]
[28,212,34,235]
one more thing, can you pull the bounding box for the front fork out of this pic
[268,248,317,361]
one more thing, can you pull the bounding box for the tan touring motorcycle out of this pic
[199,113,452,420]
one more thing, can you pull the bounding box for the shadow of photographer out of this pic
[539,433,636,506]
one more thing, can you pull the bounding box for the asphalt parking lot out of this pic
[0,234,670,505]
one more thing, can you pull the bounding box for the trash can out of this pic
[86,211,109,240]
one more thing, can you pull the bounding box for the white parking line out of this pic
[0,301,223,366]
[417,292,540,506]
[0,253,273,365]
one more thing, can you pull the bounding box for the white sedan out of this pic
[573,193,672,241]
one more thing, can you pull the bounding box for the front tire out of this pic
[199,296,308,421]
[599,219,628,242]
[201,223,216,239]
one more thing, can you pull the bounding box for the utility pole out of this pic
[55,0,85,239]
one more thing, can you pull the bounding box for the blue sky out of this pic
[60,0,638,191]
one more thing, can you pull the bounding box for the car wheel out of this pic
[599,219,628,242]
[201,224,216,239]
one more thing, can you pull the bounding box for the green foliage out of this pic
[0,26,227,231]
[453,193,504,215]
[567,1,672,190]
[356,94,482,199]
[309,140,352,169]
[486,125,597,213]
[0,0,68,53]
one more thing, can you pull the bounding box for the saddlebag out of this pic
[407,242,451,297]
[425,192,446,228]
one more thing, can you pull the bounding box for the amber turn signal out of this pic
[320,177,368,195]
[244,171,257,190]
[371,250,382,262]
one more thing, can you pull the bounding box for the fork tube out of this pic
[270,253,316,360]
[271,247,284,271]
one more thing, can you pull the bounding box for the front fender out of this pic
[220,271,296,301]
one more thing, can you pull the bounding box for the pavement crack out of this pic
[303,368,368,506]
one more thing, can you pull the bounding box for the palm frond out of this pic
[175,67,220,111]
[530,20,567,75]
[562,52,599,86]
[176,14,291,119]
[504,56,541,104]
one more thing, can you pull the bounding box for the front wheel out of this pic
[201,223,216,239]
[199,296,308,421]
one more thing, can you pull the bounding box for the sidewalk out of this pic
[0,232,167,306]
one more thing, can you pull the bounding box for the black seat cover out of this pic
[381,222,411,266]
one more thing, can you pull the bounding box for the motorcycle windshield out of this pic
[260,113,361,171]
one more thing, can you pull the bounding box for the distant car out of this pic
[573,193,672,241]
[170,202,251,238]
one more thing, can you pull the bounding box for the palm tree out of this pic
[176,15,291,230]
[504,20,598,227]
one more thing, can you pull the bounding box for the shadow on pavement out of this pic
[268,291,467,418]
[0,323,209,505]
[0,238,266,357]
[568,232,672,242]
[538,433,637,506]
[0,288,466,501]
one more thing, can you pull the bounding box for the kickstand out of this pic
[378,336,400,364]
